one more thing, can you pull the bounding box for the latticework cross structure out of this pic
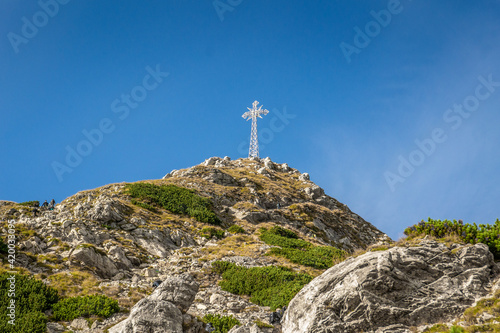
[242,100,269,158]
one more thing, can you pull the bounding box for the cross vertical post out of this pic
[242,100,269,158]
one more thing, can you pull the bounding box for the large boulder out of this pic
[150,273,200,312]
[71,246,118,279]
[107,245,133,269]
[108,273,199,333]
[131,228,178,257]
[86,197,126,223]
[282,240,499,333]
[203,169,238,186]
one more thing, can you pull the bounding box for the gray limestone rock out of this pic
[282,241,498,333]
[299,172,310,181]
[131,228,177,257]
[304,185,324,199]
[70,318,89,330]
[108,273,199,333]
[87,197,126,223]
[109,298,183,333]
[107,245,133,269]
[257,167,269,175]
[47,322,66,333]
[150,273,199,312]
[71,246,118,279]
[204,156,222,166]
[203,169,238,186]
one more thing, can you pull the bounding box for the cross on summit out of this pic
[242,100,269,158]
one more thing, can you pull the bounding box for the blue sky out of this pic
[1,1,499,240]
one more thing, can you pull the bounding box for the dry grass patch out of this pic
[232,201,262,212]
[47,270,100,298]
[120,287,150,309]
[0,264,30,275]
[394,234,467,249]
[262,254,325,277]
[199,234,264,261]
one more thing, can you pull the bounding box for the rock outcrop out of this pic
[109,273,200,333]
[71,246,119,279]
[282,239,499,333]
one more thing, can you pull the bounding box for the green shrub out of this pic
[131,199,158,213]
[18,201,39,207]
[227,225,245,234]
[16,311,48,333]
[125,183,221,225]
[268,225,299,239]
[405,218,500,258]
[202,313,240,333]
[0,237,8,254]
[0,272,59,333]
[268,246,347,269]
[259,227,347,269]
[212,260,235,274]
[212,261,312,310]
[449,326,465,333]
[255,319,273,328]
[259,227,309,249]
[200,227,225,240]
[53,294,119,321]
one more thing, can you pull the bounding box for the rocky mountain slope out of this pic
[0,156,389,332]
[1,156,498,333]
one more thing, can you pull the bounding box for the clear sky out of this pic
[1,1,499,240]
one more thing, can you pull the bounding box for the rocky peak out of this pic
[161,156,391,251]
[0,156,392,332]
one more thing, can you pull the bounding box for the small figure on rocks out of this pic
[41,200,49,210]
[152,280,162,289]
[205,322,215,332]
[277,202,280,209]
[49,199,56,210]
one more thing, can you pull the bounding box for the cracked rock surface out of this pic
[282,240,499,333]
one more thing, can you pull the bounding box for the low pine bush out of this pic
[227,225,245,234]
[268,246,347,269]
[130,199,158,213]
[259,226,347,269]
[405,218,500,258]
[202,313,240,333]
[0,237,8,254]
[53,294,119,321]
[211,260,235,274]
[18,201,39,207]
[0,272,59,333]
[212,261,312,310]
[200,227,225,239]
[125,183,221,225]
[259,227,309,249]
